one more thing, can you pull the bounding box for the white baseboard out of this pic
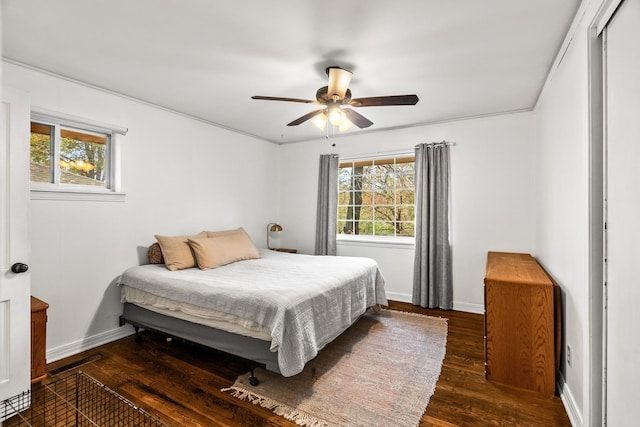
[46,325,134,363]
[557,373,583,427]
[452,301,484,314]
[385,292,484,314]
[386,291,412,303]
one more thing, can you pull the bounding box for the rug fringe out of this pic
[385,308,450,323]
[222,386,336,427]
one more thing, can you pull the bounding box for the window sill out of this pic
[31,187,126,202]
[337,235,415,249]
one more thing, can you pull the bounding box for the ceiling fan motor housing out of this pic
[316,86,352,104]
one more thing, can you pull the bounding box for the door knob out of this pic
[11,263,29,273]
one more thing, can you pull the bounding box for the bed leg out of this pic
[133,326,142,344]
[249,367,259,386]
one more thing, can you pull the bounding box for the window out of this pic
[29,110,127,200]
[31,122,109,188]
[338,155,415,239]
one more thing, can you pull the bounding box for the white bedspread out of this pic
[118,249,387,377]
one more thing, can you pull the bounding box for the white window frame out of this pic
[337,150,415,247]
[29,108,127,202]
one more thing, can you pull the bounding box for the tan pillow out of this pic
[154,232,206,271]
[204,227,245,238]
[188,229,260,269]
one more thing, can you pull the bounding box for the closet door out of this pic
[604,0,640,424]
[0,87,32,419]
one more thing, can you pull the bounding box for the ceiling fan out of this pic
[251,67,419,131]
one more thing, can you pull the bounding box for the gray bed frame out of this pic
[119,302,279,384]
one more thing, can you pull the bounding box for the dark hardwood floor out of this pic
[32,302,570,426]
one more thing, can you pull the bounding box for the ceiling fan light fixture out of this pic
[252,67,418,132]
[339,119,353,132]
[328,106,347,126]
[312,113,327,130]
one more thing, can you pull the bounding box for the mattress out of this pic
[121,285,273,345]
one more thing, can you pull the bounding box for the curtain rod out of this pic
[415,140,456,148]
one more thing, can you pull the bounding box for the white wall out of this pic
[3,61,280,360]
[278,112,537,312]
[534,0,607,425]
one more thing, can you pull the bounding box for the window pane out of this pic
[374,221,396,236]
[337,205,373,221]
[338,168,353,191]
[374,191,394,204]
[355,221,374,235]
[396,190,414,205]
[359,164,374,177]
[396,206,415,222]
[59,127,107,187]
[338,191,373,207]
[30,122,52,183]
[356,205,373,220]
[360,191,373,204]
[337,206,349,220]
[337,220,351,234]
[374,205,395,222]
[396,222,415,236]
[396,173,414,189]
[338,191,351,205]
[395,162,414,174]
[365,172,394,192]
[338,220,374,235]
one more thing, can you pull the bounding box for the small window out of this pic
[31,122,110,188]
[29,110,127,199]
[338,155,415,239]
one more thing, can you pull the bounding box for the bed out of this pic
[118,242,388,381]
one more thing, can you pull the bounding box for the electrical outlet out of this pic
[567,344,572,367]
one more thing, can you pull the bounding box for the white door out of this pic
[604,0,640,424]
[0,87,31,421]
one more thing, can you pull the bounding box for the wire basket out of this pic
[3,372,166,427]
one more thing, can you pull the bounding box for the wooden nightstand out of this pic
[31,296,49,383]
[272,248,298,253]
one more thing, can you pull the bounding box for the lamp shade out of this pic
[312,113,328,130]
[328,107,346,126]
[339,119,353,132]
[327,67,353,99]
[267,223,283,249]
[269,223,283,232]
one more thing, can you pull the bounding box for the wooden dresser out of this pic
[484,252,559,395]
[31,296,49,383]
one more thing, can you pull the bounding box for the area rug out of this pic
[222,309,448,427]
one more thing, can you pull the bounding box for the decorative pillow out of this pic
[188,228,260,269]
[154,232,207,271]
[148,242,164,264]
[204,227,246,238]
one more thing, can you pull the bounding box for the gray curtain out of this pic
[315,154,339,255]
[412,143,453,309]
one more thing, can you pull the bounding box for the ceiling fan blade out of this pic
[287,109,326,126]
[327,67,353,100]
[252,95,318,104]
[349,94,419,107]
[343,108,373,129]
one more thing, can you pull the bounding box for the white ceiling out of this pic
[2,0,581,144]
